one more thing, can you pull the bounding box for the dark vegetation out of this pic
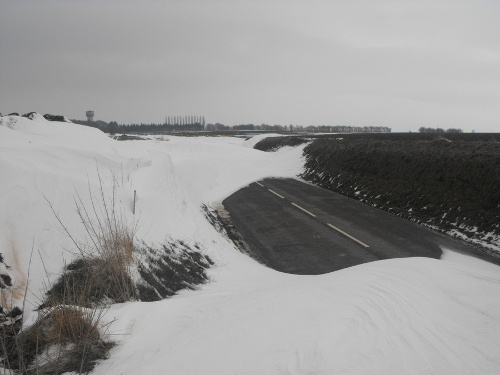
[3,239,213,374]
[295,136,500,248]
[120,122,204,133]
[253,133,500,148]
[419,127,463,133]
[42,114,69,122]
[112,134,147,141]
[70,119,121,134]
[5,306,114,375]
[39,258,135,309]
[39,241,213,307]
[71,119,204,134]
[1,112,69,122]
[2,251,112,374]
[21,112,37,120]
[22,112,69,122]
[136,241,213,302]
[254,136,309,151]
[204,123,391,133]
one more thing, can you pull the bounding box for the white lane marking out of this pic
[256,182,264,187]
[327,223,370,248]
[268,189,285,199]
[291,203,316,217]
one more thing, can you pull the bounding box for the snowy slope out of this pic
[0,115,148,313]
[94,257,500,375]
[1,114,500,374]
[0,115,304,314]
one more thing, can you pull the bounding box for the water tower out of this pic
[86,110,94,122]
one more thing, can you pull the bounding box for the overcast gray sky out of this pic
[1,0,499,132]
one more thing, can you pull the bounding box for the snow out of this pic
[0,115,304,313]
[1,114,500,374]
[0,114,149,312]
[95,257,500,375]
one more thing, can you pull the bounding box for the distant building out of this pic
[86,110,94,122]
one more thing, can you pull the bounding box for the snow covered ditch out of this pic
[1,115,500,374]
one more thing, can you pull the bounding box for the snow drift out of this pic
[1,114,499,374]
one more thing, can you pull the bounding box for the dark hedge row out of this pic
[311,132,500,141]
[254,136,309,151]
[257,132,500,143]
[300,137,500,246]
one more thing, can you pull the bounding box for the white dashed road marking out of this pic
[327,223,370,248]
[291,203,316,217]
[258,181,370,248]
[268,189,285,199]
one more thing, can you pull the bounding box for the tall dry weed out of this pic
[45,171,137,306]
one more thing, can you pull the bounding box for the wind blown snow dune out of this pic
[1,115,499,374]
[94,256,500,375]
[0,115,148,312]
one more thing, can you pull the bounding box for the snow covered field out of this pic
[1,115,499,374]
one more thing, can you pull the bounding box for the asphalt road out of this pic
[222,178,497,275]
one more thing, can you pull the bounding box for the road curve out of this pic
[222,178,496,275]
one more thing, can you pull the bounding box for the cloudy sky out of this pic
[1,0,499,132]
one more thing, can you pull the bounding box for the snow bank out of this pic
[94,256,500,375]
[1,115,147,312]
[0,116,304,315]
[1,115,499,374]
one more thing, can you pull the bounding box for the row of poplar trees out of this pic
[165,116,205,127]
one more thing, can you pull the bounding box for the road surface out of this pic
[222,178,498,274]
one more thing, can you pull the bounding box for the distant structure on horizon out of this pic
[86,110,94,122]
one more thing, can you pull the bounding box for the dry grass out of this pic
[48,307,100,344]
[2,170,214,373]
[2,254,114,374]
[0,173,131,373]
[11,305,113,375]
[44,172,137,306]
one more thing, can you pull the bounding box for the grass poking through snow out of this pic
[2,175,213,374]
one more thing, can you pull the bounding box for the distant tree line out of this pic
[419,127,463,133]
[72,115,206,134]
[71,119,204,134]
[70,119,120,134]
[70,118,391,134]
[205,123,391,133]
[121,122,204,132]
